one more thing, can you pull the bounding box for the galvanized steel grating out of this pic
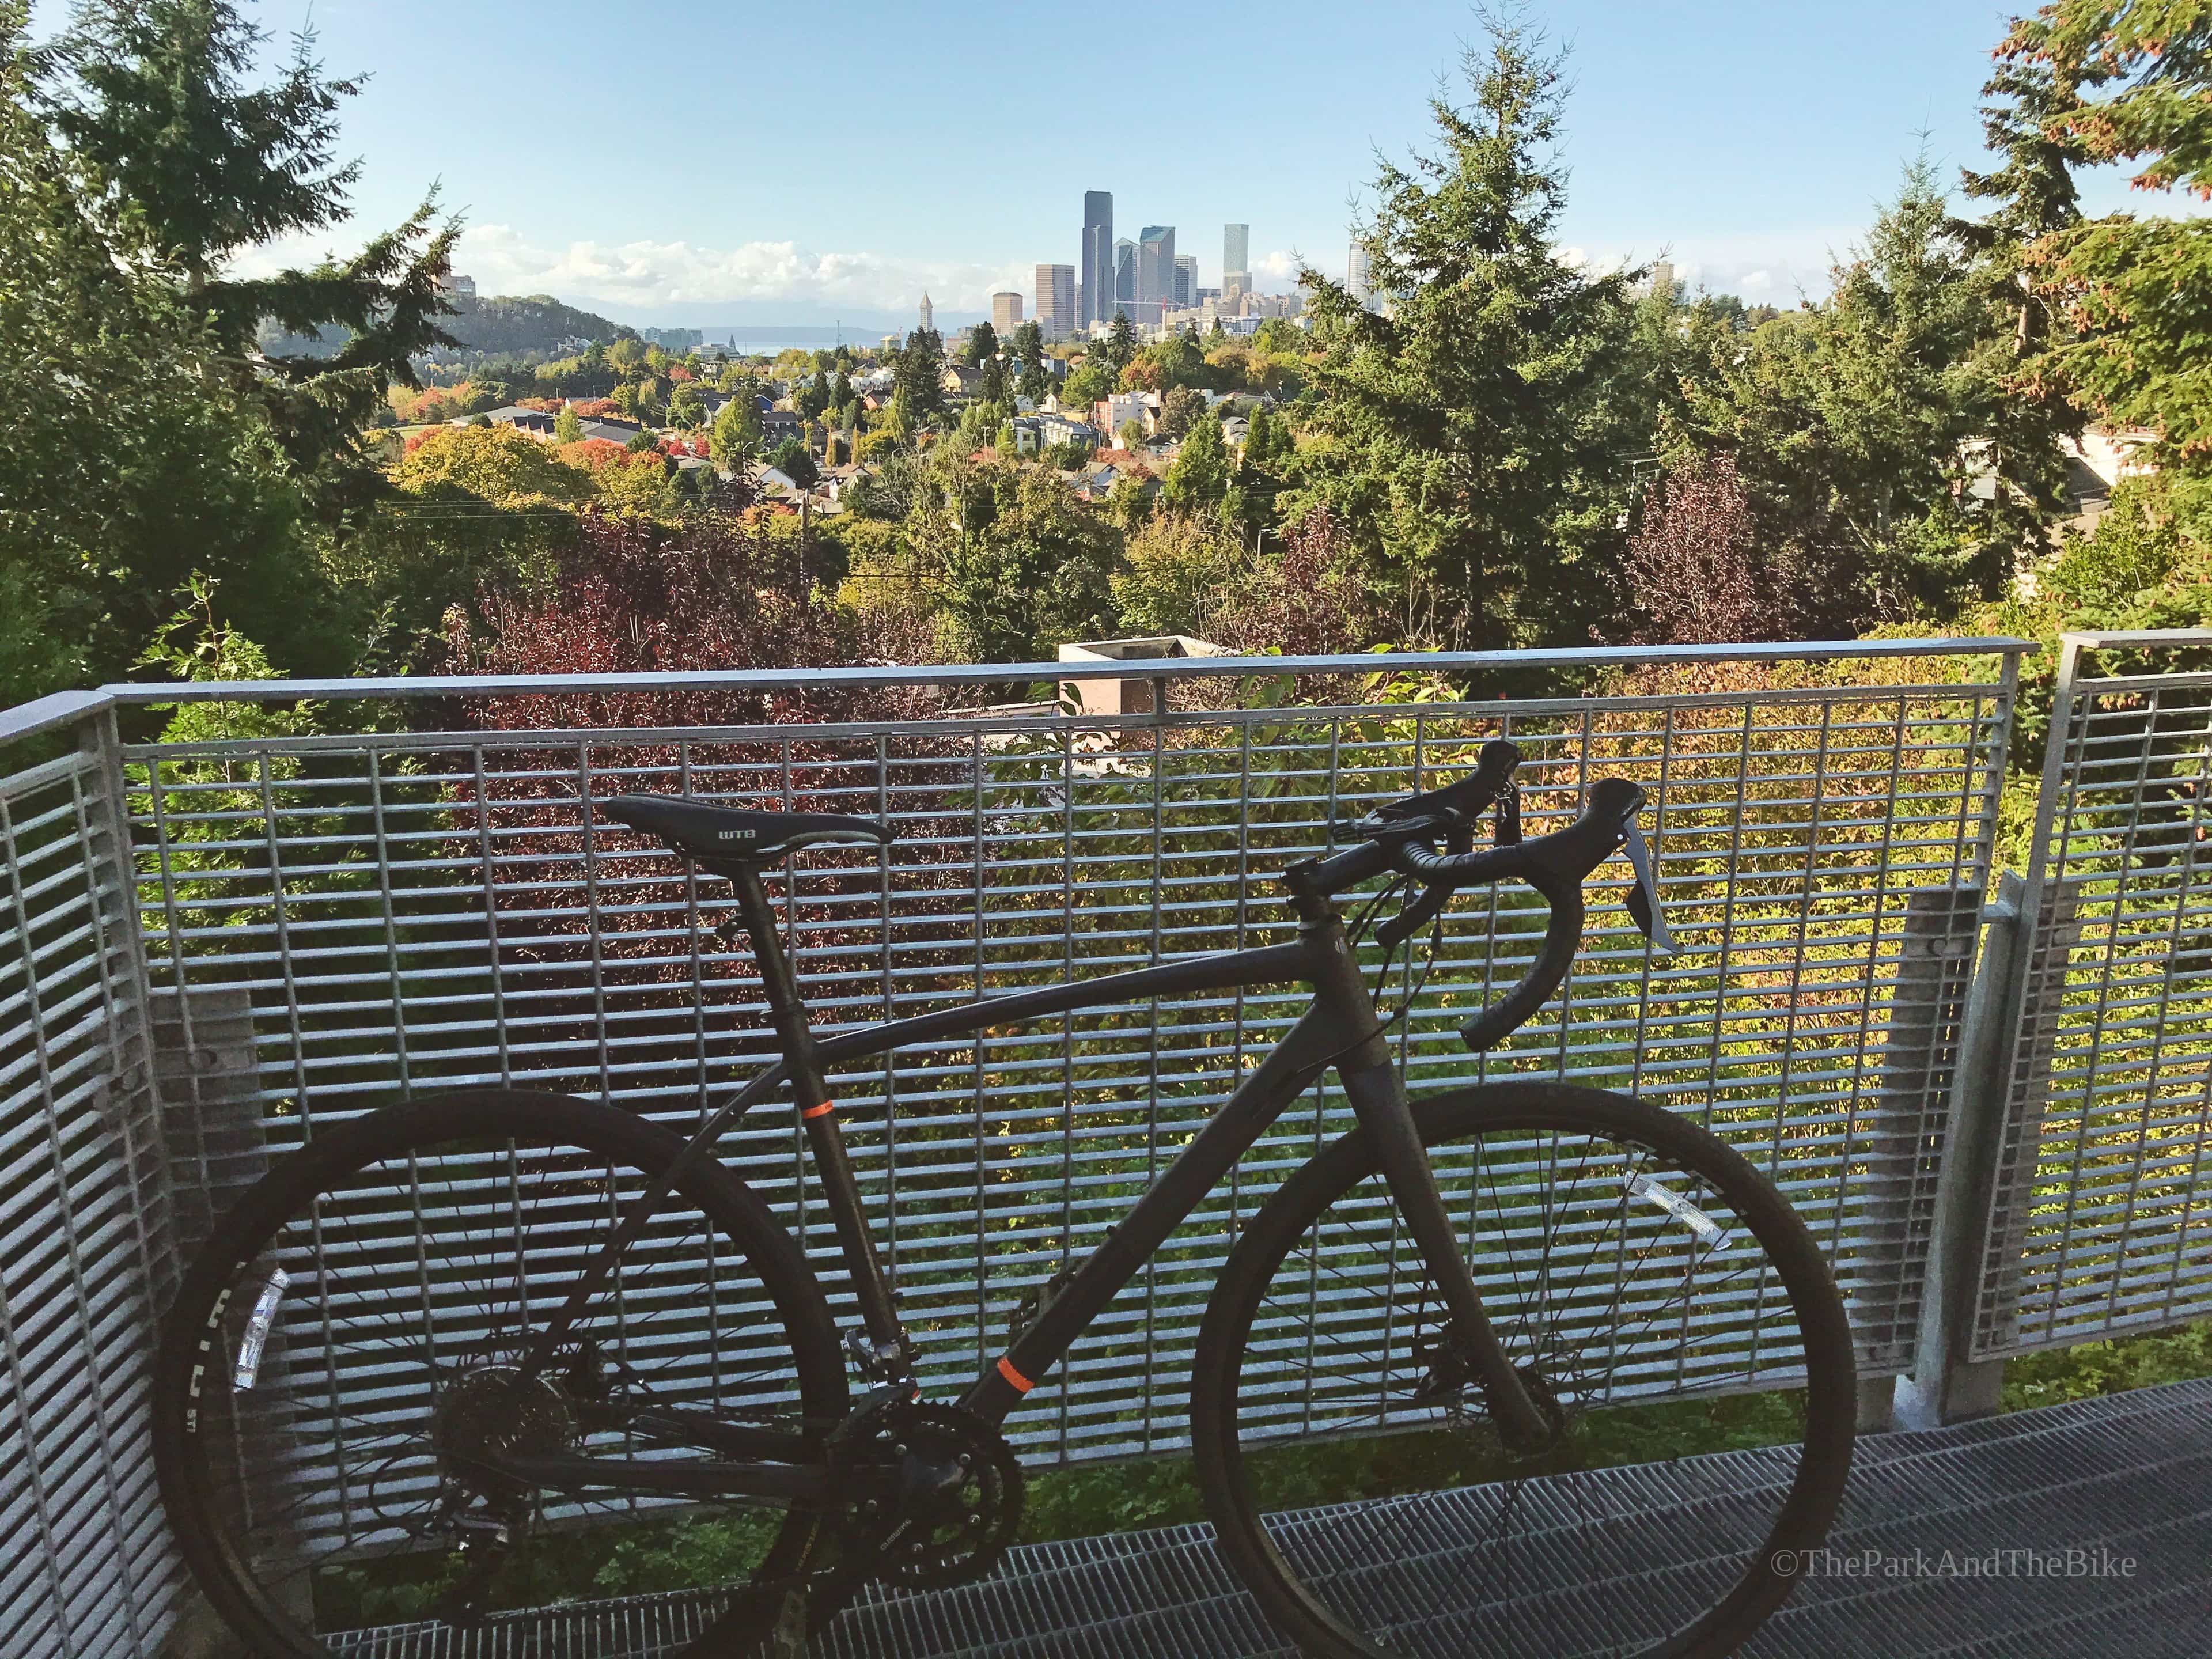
[122,646,2017,1487]
[1974,634,2212,1357]
[310,1376,2212,1658]
[0,737,177,1659]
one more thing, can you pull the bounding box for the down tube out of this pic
[959,1002,1354,1424]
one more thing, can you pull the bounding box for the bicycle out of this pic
[154,738,1857,1658]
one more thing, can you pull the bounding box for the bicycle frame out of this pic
[502,858,1551,1507]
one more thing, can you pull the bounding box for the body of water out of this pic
[702,327,903,356]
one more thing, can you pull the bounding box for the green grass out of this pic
[2000,1316,2212,1412]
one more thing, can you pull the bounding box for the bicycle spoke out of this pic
[1216,1101,1851,1659]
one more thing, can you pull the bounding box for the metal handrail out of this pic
[72,635,2030,710]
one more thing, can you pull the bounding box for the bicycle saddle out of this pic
[601,794,892,863]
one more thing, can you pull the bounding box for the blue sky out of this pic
[39,1,2163,327]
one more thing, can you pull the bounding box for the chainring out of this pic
[869,1402,1024,1590]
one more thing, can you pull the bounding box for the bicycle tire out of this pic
[151,1088,847,1658]
[1192,1081,1857,1659]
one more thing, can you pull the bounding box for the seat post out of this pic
[722,861,910,1365]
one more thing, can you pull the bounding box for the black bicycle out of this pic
[154,739,1856,1658]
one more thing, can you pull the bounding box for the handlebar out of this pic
[1391,777,1646,1050]
[1296,759,1653,1054]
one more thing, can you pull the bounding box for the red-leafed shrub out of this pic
[435,517,961,1059]
[1623,453,1805,643]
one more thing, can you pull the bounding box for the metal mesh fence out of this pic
[1973,641,2212,1357]
[1,733,177,1658]
[126,648,2014,1478]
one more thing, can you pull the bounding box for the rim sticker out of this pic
[233,1268,291,1390]
[1626,1172,1732,1252]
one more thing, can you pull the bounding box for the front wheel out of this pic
[1192,1082,1856,1659]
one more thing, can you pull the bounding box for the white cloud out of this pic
[453,224,1032,316]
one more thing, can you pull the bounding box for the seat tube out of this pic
[729,866,909,1362]
[1289,871,1550,1446]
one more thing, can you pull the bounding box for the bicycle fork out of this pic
[1290,877,1554,1449]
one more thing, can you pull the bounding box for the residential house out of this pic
[480,406,558,436]
[1034,412,1102,450]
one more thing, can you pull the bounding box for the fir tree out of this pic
[42,0,460,517]
[1288,12,1639,647]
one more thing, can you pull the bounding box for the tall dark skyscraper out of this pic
[1137,226,1176,306]
[1081,191,1112,328]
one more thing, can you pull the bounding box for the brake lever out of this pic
[1620,820,1676,956]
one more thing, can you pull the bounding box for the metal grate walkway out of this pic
[327,1378,2211,1657]
[818,1377,2212,1659]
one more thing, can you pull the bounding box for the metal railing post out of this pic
[1854,883,1982,1433]
[1896,873,2027,1427]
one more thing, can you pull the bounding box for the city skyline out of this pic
[201,1,2159,327]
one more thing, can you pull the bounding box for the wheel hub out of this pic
[433,1363,577,1493]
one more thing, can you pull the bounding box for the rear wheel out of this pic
[1192,1082,1856,1659]
[152,1089,847,1658]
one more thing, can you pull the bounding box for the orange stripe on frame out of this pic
[801,1101,835,1120]
[995,1355,1034,1393]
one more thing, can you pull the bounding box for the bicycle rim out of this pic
[1194,1082,1856,1659]
[154,1090,845,1658]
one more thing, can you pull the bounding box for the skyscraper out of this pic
[1346,245,1370,308]
[1224,223,1248,291]
[1115,238,1136,310]
[1137,226,1176,306]
[1036,263,1075,340]
[919,291,934,334]
[1081,191,1113,328]
[1174,255,1197,309]
[991,291,1023,334]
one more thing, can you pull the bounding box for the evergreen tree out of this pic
[963,320,999,369]
[797,368,831,420]
[2004,2,2212,457]
[1099,311,1137,376]
[710,394,762,466]
[1287,13,1640,647]
[2,5,308,696]
[1162,414,1231,513]
[893,327,946,416]
[1010,320,1049,401]
[1678,161,2022,624]
[42,0,459,516]
[554,405,583,443]
[1225,403,1293,546]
